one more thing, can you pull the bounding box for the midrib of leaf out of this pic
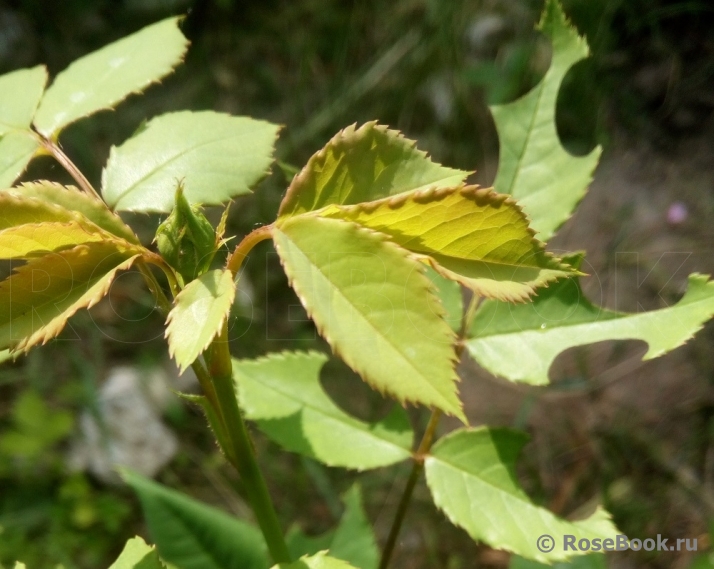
[278,226,452,407]
[112,132,259,204]
[241,363,411,455]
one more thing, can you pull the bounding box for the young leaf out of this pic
[122,469,270,569]
[166,269,236,373]
[0,242,142,352]
[491,0,600,240]
[322,186,575,302]
[424,428,618,563]
[102,111,280,212]
[0,221,112,259]
[233,351,413,470]
[273,215,464,421]
[33,18,189,137]
[109,536,166,569]
[0,66,47,134]
[278,122,469,218]
[466,271,714,385]
[5,182,139,243]
[0,132,40,188]
[0,191,85,228]
[274,552,358,569]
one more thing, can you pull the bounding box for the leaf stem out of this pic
[206,324,292,564]
[226,224,273,277]
[39,136,103,200]
[379,292,481,569]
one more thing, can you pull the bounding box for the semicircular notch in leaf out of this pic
[122,469,270,569]
[166,269,236,373]
[0,66,47,134]
[322,186,575,302]
[5,182,139,243]
[0,241,143,353]
[102,111,281,212]
[273,215,464,421]
[424,427,618,564]
[491,0,600,241]
[466,269,714,385]
[234,351,413,470]
[278,122,469,218]
[33,17,189,137]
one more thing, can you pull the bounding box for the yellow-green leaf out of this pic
[491,0,600,240]
[275,552,358,569]
[166,269,236,373]
[0,66,47,134]
[322,186,574,302]
[278,122,469,218]
[0,242,142,352]
[5,182,139,243]
[273,215,464,421]
[0,221,110,259]
[0,132,40,189]
[109,536,166,569]
[33,18,189,137]
[0,192,81,228]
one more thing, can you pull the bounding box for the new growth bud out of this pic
[156,183,217,283]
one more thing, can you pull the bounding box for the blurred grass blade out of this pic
[0,66,47,134]
[491,0,600,240]
[273,215,464,421]
[234,351,413,470]
[122,469,270,569]
[278,122,468,218]
[424,427,618,563]
[102,111,280,212]
[166,269,236,373]
[109,536,166,569]
[323,186,574,302]
[34,17,189,137]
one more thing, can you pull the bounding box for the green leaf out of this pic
[322,186,574,302]
[0,190,87,228]
[0,66,47,134]
[33,18,189,137]
[5,182,139,243]
[287,486,377,569]
[102,111,280,212]
[278,122,469,218]
[273,215,464,421]
[166,269,236,373]
[109,536,166,569]
[0,131,40,188]
[13,563,28,569]
[0,241,142,352]
[491,0,600,240]
[466,269,714,385]
[122,469,270,569]
[234,351,413,470]
[510,553,606,569]
[0,221,112,259]
[424,427,618,563]
[274,552,358,569]
[424,265,463,333]
[0,349,11,364]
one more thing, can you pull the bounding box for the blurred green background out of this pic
[1,0,714,567]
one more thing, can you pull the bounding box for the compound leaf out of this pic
[109,537,166,569]
[234,351,413,470]
[273,215,464,421]
[466,269,714,385]
[0,66,47,134]
[166,269,236,373]
[0,132,40,188]
[424,428,618,563]
[34,18,189,137]
[323,186,574,302]
[278,122,469,218]
[122,469,269,569]
[102,111,280,212]
[5,182,139,243]
[275,553,358,569]
[0,241,142,353]
[491,0,600,240]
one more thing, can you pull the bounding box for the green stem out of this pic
[206,324,292,564]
